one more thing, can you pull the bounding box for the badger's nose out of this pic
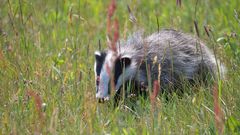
[98,98,105,103]
[96,95,110,103]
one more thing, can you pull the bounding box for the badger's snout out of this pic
[97,97,110,103]
[96,94,110,103]
[96,90,110,103]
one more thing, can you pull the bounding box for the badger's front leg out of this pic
[113,80,148,107]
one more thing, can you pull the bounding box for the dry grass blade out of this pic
[127,4,137,23]
[151,80,160,105]
[156,15,160,33]
[49,108,58,134]
[113,19,119,50]
[105,0,119,97]
[26,90,44,120]
[194,20,200,37]
[204,25,210,37]
[98,39,101,50]
[176,0,182,7]
[107,0,116,18]
[107,0,118,52]
[26,90,46,134]
[213,83,224,134]
[121,105,140,119]
[0,49,3,60]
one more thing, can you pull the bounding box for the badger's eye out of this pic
[96,76,100,86]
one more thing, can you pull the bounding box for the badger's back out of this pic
[118,29,219,90]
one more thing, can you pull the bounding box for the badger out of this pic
[94,29,224,103]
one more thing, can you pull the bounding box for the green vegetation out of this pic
[0,0,239,134]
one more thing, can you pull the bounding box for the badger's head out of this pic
[94,50,136,102]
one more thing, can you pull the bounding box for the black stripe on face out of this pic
[114,57,131,85]
[95,51,106,76]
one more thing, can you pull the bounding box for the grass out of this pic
[0,0,240,134]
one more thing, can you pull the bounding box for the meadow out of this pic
[0,0,240,134]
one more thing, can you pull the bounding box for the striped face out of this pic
[94,51,133,102]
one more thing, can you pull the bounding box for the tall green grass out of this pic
[0,0,240,134]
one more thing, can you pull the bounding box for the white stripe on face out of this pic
[96,66,110,98]
[96,51,116,98]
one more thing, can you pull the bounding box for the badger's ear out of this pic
[120,56,131,67]
[95,51,106,62]
[94,51,101,61]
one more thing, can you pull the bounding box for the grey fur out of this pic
[94,29,224,100]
